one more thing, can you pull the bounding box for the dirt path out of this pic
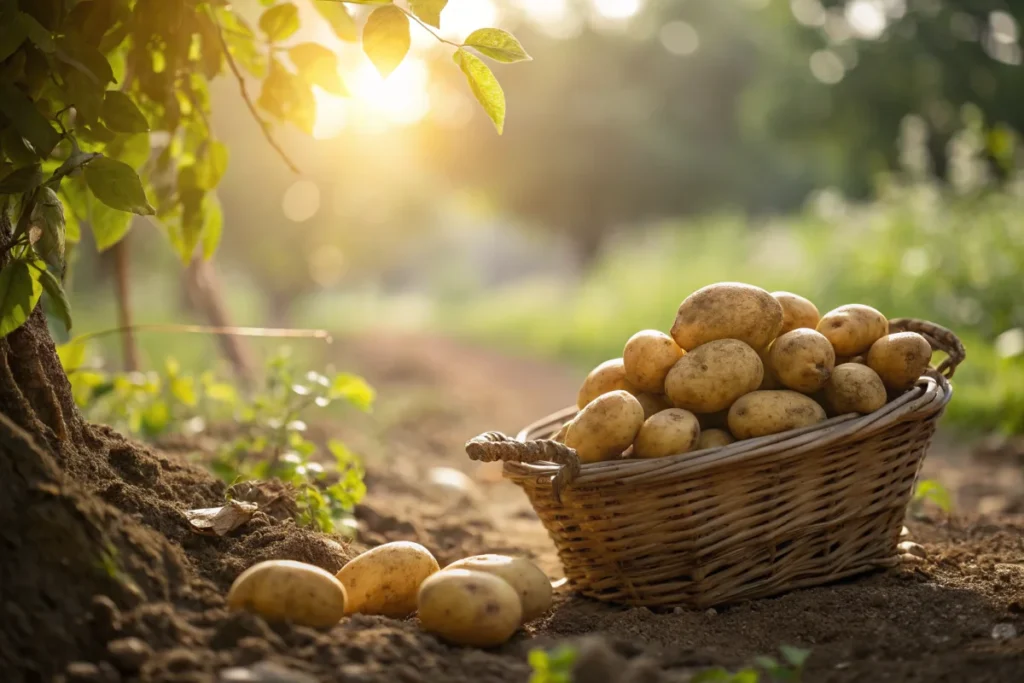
[326,332,1024,682]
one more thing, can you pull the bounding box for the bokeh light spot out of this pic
[809,50,845,84]
[660,21,699,56]
[282,180,321,223]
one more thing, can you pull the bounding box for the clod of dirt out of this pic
[219,661,318,683]
[106,637,153,672]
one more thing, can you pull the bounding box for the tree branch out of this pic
[399,7,461,48]
[208,8,300,175]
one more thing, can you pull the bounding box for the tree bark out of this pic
[112,235,140,372]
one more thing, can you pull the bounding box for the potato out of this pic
[697,410,729,431]
[564,390,645,463]
[417,569,522,647]
[772,291,821,335]
[823,363,887,415]
[336,541,440,618]
[816,304,888,356]
[696,428,735,449]
[664,339,763,413]
[728,390,826,439]
[635,392,672,420]
[227,560,347,628]
[769,329,836,394]
[576,358,636,409]
[670,282,783,351]
[757,344,782,390]
[633,409,700,459]
[867,332,932,391]
[550,421,571,443]
[444,555,552,623]
[835,354,866,366]
[622,330,684,393]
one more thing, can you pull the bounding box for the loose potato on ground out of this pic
[227,560,347,628]
[417,569,522,647]
[697,428,735,449]
[577,359,636,409]
[728,390,826,439]
[772,291,821,335]
[664,339,763,413]
[867,332,932,391]
[623,330,684,393]
[769,329,836,394]
[635,392,672,420]
[817,304,889,356]
[336,541,440,618]
[823,363,887,415]
[670,282,783,352]
[633,408,700,459]
[564,390,645,463]
[445,555,552,623]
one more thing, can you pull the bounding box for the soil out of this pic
[10,332,1024,683]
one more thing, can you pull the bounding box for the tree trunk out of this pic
[0,212,174,680]
[112,235,140,372]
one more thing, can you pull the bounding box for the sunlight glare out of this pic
[593,0,642,21]
[440,0,499,41]
[516,0,580,39]
[845,0,887,39]
[313,58,430,136]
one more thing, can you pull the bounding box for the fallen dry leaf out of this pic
[187,500,258,536]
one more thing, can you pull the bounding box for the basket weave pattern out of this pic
[466,319,964,608]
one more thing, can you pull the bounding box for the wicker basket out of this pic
[466,319,965,608]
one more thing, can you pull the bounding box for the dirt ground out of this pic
[35,333,1024,683]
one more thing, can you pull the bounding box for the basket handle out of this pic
[888,318,966,379]
[465,431,580,503]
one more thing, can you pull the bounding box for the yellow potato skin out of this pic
[622,330,684,393]
[633,409,700,459]
[823,363,887,415]
[336,541,440,618]
[772,291,821,335]
[867,332,932,391]
[664,339,763,414]
[769,329,836,394]
[696,428,735,449]
[444,554,552,623]
[227,560,347,628]
[565,390,645,463]
[670,282,783,351]
[727,390,827,439]
[758,344,782,390]
[635,392,672,420]
[577,359,636,410]
[417,569,522,647]
[816,304,889,356]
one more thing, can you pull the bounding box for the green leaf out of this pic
[195,142,229,190]
[101,91,150,134]
[731,670,760,683]
[56,338,88,372]
[329,373,375,410]
[63,69,103,122]
[55,36,114,84]
[2,128,39,167]
[0,259,44,338]
[453,49,506,134]
[463,28,531,63]
[31,186,66,271]
[218,10,266,78]
[315,2,358,42]
[0,5,29,62]
[88,196,135,251]
[690,669,732,683]
[171,376,198,407]
[0,83,61,158]
[363,5,410,79]
[779,646,811,669]
[913,479,952,513]
[18,12,55,53]
[141,400,170,437]
[258,60,316,134]
[259,3,300,42]
[409,0,447,29]
[84,157,155,215]
[0,164,43,194]
[47,151,101,189]
[38,267,71,331]
[201,194,224,260]
[289,43,346,96]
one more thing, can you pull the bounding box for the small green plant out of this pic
[911,478,953,515]
[693,646,811,683]
[528,645,577,683]
[212,348,373,533]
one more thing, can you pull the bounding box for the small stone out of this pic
[673,606,685,615]
[65,662,103,683]
[901,553,925,565]
[107,637,152,672]
[220,662,319,683]
[97,662,121,683]
[992,623,1018,640]
[704,608,717,617]
[900,526,910,537]
[898,541,927,559]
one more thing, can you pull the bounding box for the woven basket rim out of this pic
[504,373,951,486]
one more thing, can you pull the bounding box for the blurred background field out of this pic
[58,0,1024,438]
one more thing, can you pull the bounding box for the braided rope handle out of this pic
[889,318,966,379]
[466,431,580,503]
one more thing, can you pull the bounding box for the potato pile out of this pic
[226,542,552,648]
[559,282,933,462]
